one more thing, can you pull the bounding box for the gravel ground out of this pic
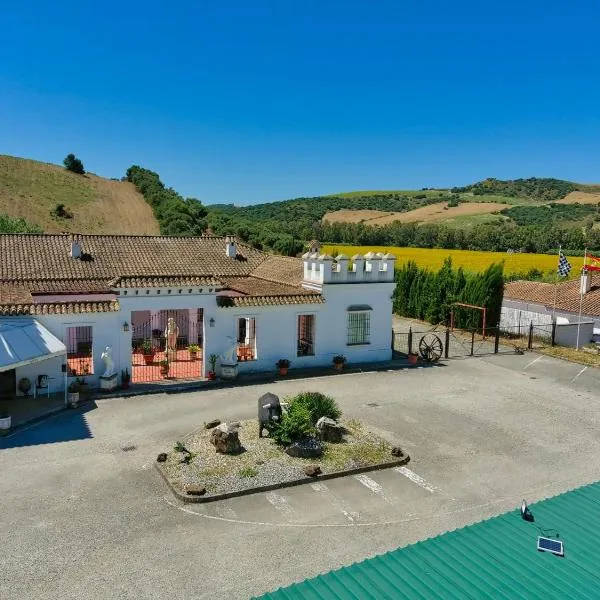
[163,419,395,496]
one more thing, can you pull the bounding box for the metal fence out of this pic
[392,320,557,361]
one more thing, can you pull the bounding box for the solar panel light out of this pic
[537,536,564,557]
[520,499,534,522]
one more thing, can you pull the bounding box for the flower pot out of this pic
[143,353,155,366]
[0,416,11,431]
[189,351,198,361]
[333,362,344,371]
[278,367,289,376]
[160,366,169,377]
[207,371,216,381]
[68,391,80,407]
[408,353,418,365]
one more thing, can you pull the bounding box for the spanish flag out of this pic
[585,254,600,272]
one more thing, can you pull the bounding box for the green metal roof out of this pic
[256,481,600,599]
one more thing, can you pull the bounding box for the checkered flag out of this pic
[558,250,572,277]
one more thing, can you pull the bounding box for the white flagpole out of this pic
[576,248,587,350]
[552,245,560,319]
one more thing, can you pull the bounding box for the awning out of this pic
[0,317,66,373]
[347,304,373,312]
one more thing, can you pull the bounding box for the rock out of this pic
[210,422,242,454]
[185,484,206,496]
[229,421,241,428]
[205,419,221,429]
[156,452,168,462]
[316,416,344,443]
[391,446,403,457]
[285,437,323,458]
[303,465,322,477]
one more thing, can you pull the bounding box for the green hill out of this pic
[0,155,160,234]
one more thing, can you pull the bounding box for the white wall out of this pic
[555,322,595,347]
[206,281,396,374]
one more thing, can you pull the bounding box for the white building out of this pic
[0,234,396,398]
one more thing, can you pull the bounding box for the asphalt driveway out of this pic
[1,352,599,599]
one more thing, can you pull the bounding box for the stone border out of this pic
[155,452,410,504]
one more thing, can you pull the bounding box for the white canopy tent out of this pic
[0,317,66,375]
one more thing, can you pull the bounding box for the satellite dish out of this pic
[521,499,534,522]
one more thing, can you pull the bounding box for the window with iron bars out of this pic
[347,312,370,346]
[66,325,94,375]
[297,314,315,356]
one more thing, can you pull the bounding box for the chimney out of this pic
[581,269,592,295]
[225,235,237,258]
[70,235,82,259]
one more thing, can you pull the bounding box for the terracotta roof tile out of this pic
[0,285,34,305]
[505,278,600,316]
[0,300,120,316]
[250,256,305,287]
[222,276,315,297]
[113,275,222,288]
[0,234,269,282]
[223,295,325,308]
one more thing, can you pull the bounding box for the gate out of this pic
[392,325,505,361]
[131,309,203,383]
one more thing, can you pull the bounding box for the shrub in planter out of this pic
[207,353,218,380]
[188,344,200,360]
[332,355,346,370]
[141,339,155,365]
[288,391,341,425]
[276,358,290,375]
[67,381,80,407]
[267,402,314,446]
[159,359,170,376]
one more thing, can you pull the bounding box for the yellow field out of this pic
[322,245,584,276]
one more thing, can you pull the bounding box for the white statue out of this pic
[101,346,116,378]
[165,317,179,361]
[220,335,238,365]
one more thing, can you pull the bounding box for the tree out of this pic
[63,153,85,174]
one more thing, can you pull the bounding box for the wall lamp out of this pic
[209,318,215,328]
[123,321,130,332]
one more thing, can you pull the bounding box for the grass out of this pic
[323,244,585,276]
[0,154,160,234]
[536,345,600,368]
[322,437,391,470]
[239,467,258,478]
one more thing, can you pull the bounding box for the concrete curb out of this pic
[155,452,410,504]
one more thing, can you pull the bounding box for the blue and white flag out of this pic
[558,250,572,277]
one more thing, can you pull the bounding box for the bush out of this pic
[268,402,314,445]
[63,153,85,175]
[52,203,73,219]
[288,392,341,425]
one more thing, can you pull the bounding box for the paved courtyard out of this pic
[1,352,599,599]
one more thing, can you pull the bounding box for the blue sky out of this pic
[1,0,599,205]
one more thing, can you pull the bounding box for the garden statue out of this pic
[100,346,115,378]
[220,336,238,365]
[165,317,179,362]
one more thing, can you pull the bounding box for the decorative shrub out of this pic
[289,392,341,425]
[268,402,314,446]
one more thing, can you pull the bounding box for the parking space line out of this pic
[394,466,440,494]
[311,482,360,522]
[523,356,543,370]
[572,366,588,383]
[265,492,294,516]
[354,474,394,504]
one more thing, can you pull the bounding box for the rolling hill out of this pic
[0,155,160,234]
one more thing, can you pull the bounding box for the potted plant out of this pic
[76,376,90,399]
[67,380,80,407]
[276,358,290,376]
[188,344,200,360]
[408,352,419,365]
[207,353,218,381]
[159,359,170,377]
[121,368,131,389]
[141,339,155,365]
[332,355,346,371]
[0,409,11,433]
